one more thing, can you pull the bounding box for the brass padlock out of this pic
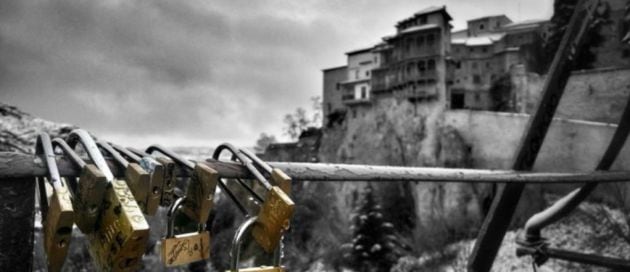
[53,137,109,233]
[146,145,219,223]
[36,133,75,272]
[213,144,295,253]
[66,130,150,271]
[228,216,285,272]
[155,157,176,207]
[88,179,150,271]
[98,141,151,214]
[251,186,294,253]
[182,163,219,223]
[138,156,164,215]
[161,197,211,266]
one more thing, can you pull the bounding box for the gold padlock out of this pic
[37,133,75,272]
[228,216,285,272]
[251,186,294,253]
[66,130,150,271]
[88,179,150,271]
[161,197,211,266]
[155,157,176,207]
[146,145,218,223]
[138,156,164,215]
[213,144,295,253]
[98,141,151,214]
[182,163,219,223]
[52,138,108,234]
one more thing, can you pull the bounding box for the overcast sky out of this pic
[0,0,553,148]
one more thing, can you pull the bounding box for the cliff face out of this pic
[0,103,75,153]
[318,97,483,254]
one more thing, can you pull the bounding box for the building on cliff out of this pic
[322,6,548,126]
[449,16,548,110]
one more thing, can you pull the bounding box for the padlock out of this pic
[161,197,211,266]
[182,163,219,223]
[52,138,108,233]
[147,145,219,223]
[213,144,295,253]
[112,143,168,215]
[251,186,294,254]
[88,179,150,271]
[155,157,176,207]
[228,216,285,272]
[66,129,150,271]
[137,155,164,215]
[36,133,75,272]
[98,141,151,214]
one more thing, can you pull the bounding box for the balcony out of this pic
[341,91,371,106]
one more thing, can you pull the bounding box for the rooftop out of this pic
[451,33,505,46]
[502,19,548,31]
[396,5,452,27]
[322,65,347,72]
[400,24,440,34]
[345,46,375,55]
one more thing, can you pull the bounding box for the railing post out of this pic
[0,177,36,270]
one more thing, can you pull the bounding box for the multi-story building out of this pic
[450,16,548,110]
[322,65,347,127]
[321,6,549,125]
[371,6,452,103]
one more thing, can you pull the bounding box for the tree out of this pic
[282,96,322,140]
[253,133,277,154]
[345,184,400,271]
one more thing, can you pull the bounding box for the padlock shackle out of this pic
[97,140,130,169]
[239,148,273,175]
[35,133,64,191]
[146,145,195,170]
[110,143,142,164]
[214,143,273,191]
[166,197,186,238]
[126,147,151,158]
[230,216,281,271]
[66,129,114,182]
[51,138,87,169]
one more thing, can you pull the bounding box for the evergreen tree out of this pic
[345,184,400,271]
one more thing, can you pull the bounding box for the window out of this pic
[455,61,461,69]
[427,59,435,70]
[417,36,424,47]
[471,62,478,69]
[473,74,481,84]
[420,15,427,24]
[469,47,474,53]
[353,109,357,118]
[427,34,435,44]
[406,64,412,75]
[366,70,370,77]
[479,24,485,30]
[486,62,491,68]
[418,61,426,72]
[406,39,412,52]
[355,70,359,79]
[482,47,488,53]
[475,93,481,101]
[360,86,367,99]
[336,83,340,90]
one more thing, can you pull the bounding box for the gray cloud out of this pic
[0,0,552,147]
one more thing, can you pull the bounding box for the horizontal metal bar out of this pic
[1,152,630,184]
[517,246,630,270]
